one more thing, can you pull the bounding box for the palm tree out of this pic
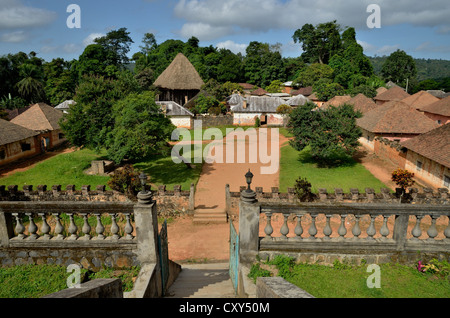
[16,63,45,103]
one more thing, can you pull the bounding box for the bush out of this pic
[254,116,261,128]
[294,176,316,202]
[107,164,142,197]
[391,168,415,191]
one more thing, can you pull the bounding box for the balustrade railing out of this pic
[1,201,136,244]
[259,203,450,253]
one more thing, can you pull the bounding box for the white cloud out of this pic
[0,0,57,30]
[216,40,248,55]
[0,30,28,43]
[173,0,450,41]
[83,33,106,47]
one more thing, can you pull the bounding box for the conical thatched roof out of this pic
[154,53,204,90]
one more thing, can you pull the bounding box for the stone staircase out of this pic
[193,208,228,224]
[165,263,236,298]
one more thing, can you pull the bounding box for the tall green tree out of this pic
[106,91,175,164]
[15,63,45,103]
[381,50,417,88]
[60,74,139,150]
[289,102,362,165]
[94,28,134,66]
[293,21,342,65]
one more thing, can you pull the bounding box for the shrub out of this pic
[294,176,316,202]
[107,164,142,197]
[391,168,415,192]
[254,116,261,128]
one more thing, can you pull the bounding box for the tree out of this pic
[294,63,334,88]
[60,74,135,150]
[43,58,77,105]
[106,91,175,164]
[381,50,417,88]
[140,33,157,55]
[289,102,362,165]
[244,41,285,87]
[265,80,284,93]
[15,63,45,103]
[313,79,345,101]
[94,28,134,66]
[293,21,342,64]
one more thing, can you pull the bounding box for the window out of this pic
[416,160,423,171]
[21,143,31,152]
[59,133,65,140]
[444,175,450,188]
[0,149,5,160]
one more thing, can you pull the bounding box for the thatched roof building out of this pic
[153,53,204,106]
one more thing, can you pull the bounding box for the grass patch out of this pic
[0,264,140,298]
[0,149,110,189]
[279,144,388,193]
[249,255,450,298]
[134,143,205,191]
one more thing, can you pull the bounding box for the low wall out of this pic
[256,277,314,298]
[0,183,195,216]
[43,279,123,298]
[226,185,449,217]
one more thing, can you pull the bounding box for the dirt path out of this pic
[167,128,287,262]
[194,128,288,210]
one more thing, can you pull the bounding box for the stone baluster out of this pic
[427,215,438,241]
[53,213,65,240]
[39,213,51,240]
[280,213,289,240]
[323,214,332,240]
[338,214,347,239]
[411,215,423,241]
[366,215,376,240]
[26,213,39,240]
[81,214,91,240]
[380,215,390,240]
[352,214,362,239]
[294,213,303,240]
[12,213,26,239]
[94,213,105,240]
[109,213,120,240]
[308,213,318,239]
[67,213,78,240]
[124,213,134,239]
[263,212,273,241]
[444,216,450,241]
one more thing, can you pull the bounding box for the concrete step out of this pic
[193,209,228,224]
[165,263,236,298]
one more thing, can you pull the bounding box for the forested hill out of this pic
[368,56,450,81]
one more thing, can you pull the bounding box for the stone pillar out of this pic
[239,181,260,265]
[134,190,159,265]
[189,183,195,212]
[0,211,13,247]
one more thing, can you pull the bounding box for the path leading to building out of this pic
[194,128,288,211]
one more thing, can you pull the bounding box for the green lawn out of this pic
[134,143,205,191]
[250,256,450,298]
[0,145,204,192]
[0,264,140,298]
[279,144,389,193]
[0,149,110,189]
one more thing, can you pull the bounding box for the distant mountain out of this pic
[368,56,450,81]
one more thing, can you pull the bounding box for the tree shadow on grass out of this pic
[133,145,204,189]
[297,147,357,169]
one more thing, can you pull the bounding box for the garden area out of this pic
[249,255,450,298]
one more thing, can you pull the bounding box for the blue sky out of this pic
[1,0,449,62]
